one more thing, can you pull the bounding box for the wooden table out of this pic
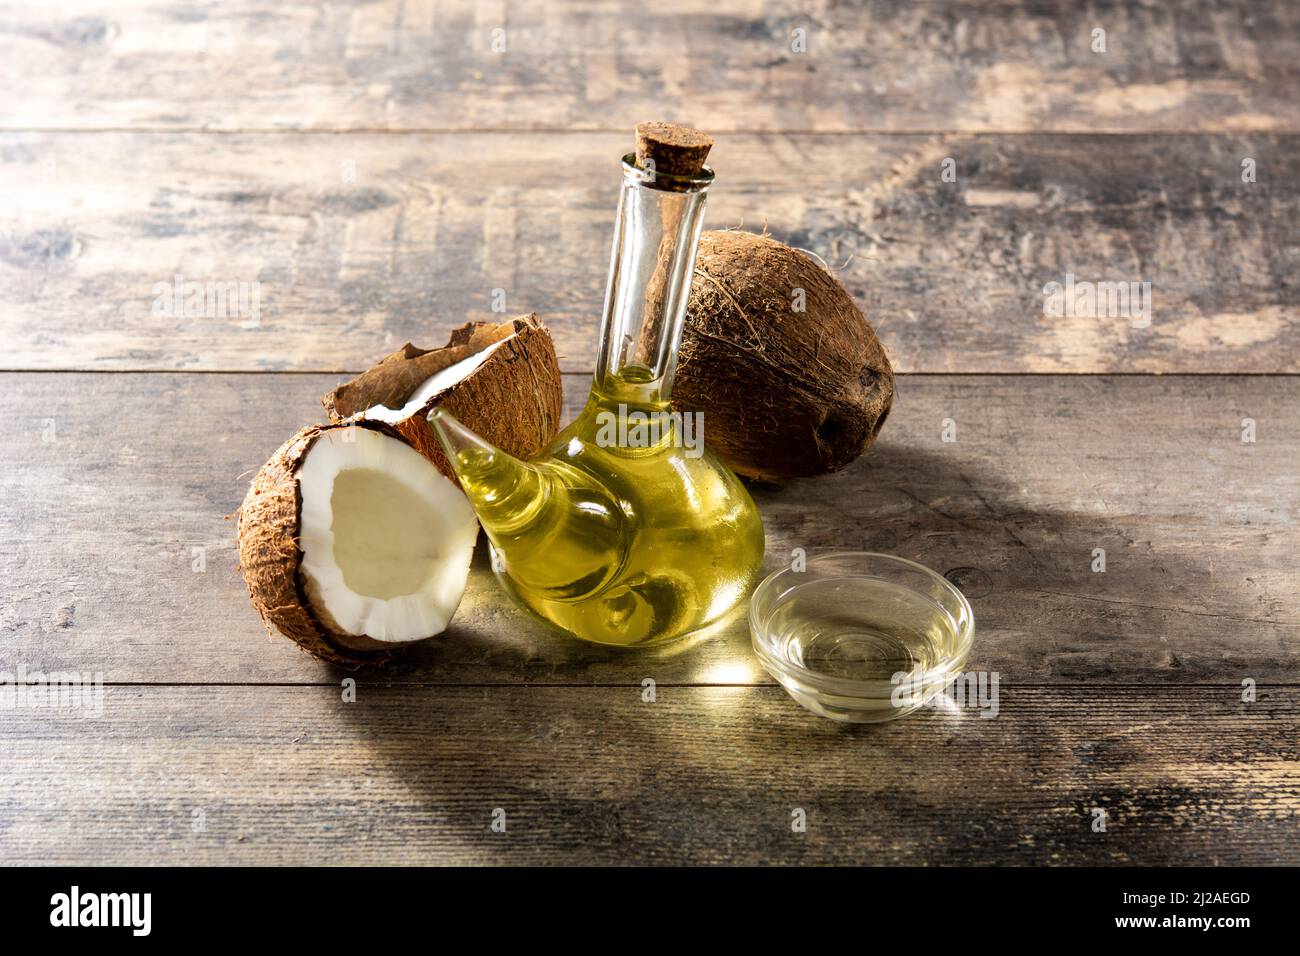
[2,1,1296,865]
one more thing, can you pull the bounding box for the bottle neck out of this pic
[594,158,711,405]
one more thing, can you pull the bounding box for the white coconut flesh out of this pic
[296,426,479,643]
[364,341,506,424]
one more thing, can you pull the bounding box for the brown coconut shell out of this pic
[676,231,894,481]
[322,314,564,483]
[237,420,409,666]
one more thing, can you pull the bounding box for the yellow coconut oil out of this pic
[434,364,765,646]
[430,131,767,647]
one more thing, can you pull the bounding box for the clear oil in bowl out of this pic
[763,577,962,682]
[750,553,976,721]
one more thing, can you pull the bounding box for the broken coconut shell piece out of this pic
[322,314,564,484]
[238,420,479,666]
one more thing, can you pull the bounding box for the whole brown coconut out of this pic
[675,231,894,481]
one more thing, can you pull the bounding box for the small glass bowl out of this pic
[749,552,975,722]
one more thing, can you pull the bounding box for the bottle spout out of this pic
[427,407,630,602]
[428,406,497,472]
[426,406,544,522]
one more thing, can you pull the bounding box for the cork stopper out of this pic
[634,121,713,183]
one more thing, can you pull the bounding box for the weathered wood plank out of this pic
[3,372,1296,684]
[1,1,1296,133]
[0,685,1295,864]
[2,132,1296,373]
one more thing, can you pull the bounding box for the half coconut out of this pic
[238,420,479,665]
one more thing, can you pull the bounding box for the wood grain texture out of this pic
[1,0,1296,133]
[3,371,1296,685]
[4,0,1296,870]
[0,685,1295,864]
[2,131,1296,373]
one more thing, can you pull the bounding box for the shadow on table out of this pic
[321,437,1205,861]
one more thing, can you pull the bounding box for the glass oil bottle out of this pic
[429,123,766,647]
